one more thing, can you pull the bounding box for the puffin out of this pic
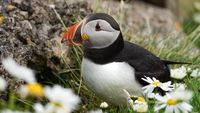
[61,13,186,105]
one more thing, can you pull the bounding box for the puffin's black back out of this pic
[84,38,170,86]
[115,41,171,85]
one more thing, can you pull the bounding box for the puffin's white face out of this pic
[62,13,122,48]
[81,19,120,48]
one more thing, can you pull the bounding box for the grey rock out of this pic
[0,0,91,89]
[13,0,23,5]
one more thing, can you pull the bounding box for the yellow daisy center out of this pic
[152,81,160,86]
[52,102,63,108]
[26,82,44,97]
[167,99,177,105]
[137,97,145,102]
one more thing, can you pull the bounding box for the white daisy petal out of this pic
[173,83,186,91]
[44,85,80,112]
[2,57,35,83]
[165,106,174,113]
[155,94,166,102]
[152,77,157,81]
[34,103,45,113]
[171,90,193,101]
[142,76,173,95]
[0,77,7,91]
[154,90,193,113]
[193,13,200,23]
[147,76,154,83]
[133,102,148,112]
[154,104,166,111]
[143,86,154,94]
[160,81,173,91]
[100,102,108,108]
[174,107,180,113]
[180,102,193,111]
[170,66,187,79]
[191,68,200,78]
[141,77,152,83]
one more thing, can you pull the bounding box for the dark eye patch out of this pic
[95,22,102,31]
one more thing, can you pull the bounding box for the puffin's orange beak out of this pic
[61,21,82,45]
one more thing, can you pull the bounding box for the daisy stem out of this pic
[8,89,16,109]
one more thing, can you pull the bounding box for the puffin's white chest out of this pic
[81,58,142,105]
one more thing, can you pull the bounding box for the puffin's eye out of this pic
[95,22,102,31]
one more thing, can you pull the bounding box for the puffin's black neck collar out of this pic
[84,33,124,64]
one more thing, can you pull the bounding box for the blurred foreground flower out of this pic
[34,102,73,113]
[154,89,193,113]
[142,76,173,95]
[19,82,44,97]
[173,83,186,91]
[2,57,35,82]
[0,77,7,91]
[170,66,187,79]
[191,68,200,78]
[2,57,44,97]
[43,85,80,113]
[193,13,200,24]
[100,102,108,108]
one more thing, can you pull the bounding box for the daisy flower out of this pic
[170,66,187,79]
[123,89,148,113]
[123,89,134,106]
[2,57,43,97]
[133,97,148,113]
[34,102,71,113]
[0,77,7,91]
[43,85,80,113]
[19,82,44,97]
[154,89,193,113]
[141,76,173,95]
[191,68,200,78]
[100,102,108,108]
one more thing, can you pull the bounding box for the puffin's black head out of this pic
[62,13,122,48]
